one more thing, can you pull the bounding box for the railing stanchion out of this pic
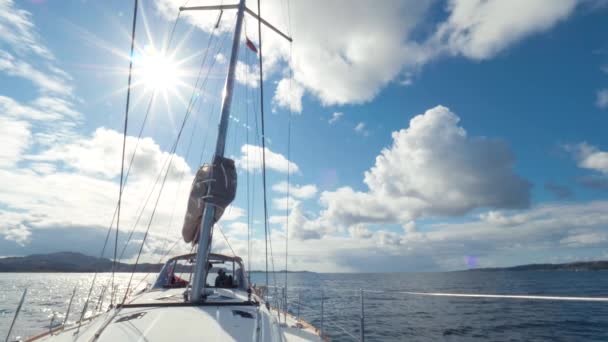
[5,288,27,342]
[49,311,57,335]
[77,298,90,331]
[95,285,107,313]
[297,290,301,321]
[63,287,77,330]
[360,288,365,342]
[320,289,324,339]
[283,286,287,324]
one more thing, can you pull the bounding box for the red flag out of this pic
[246,37,258,54]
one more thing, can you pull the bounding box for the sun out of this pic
[134,45,180,92]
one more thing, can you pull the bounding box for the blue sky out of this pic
[1,0,608,272]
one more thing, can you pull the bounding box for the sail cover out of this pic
[182,156,237,244]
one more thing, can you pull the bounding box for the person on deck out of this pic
[215,268,228,287]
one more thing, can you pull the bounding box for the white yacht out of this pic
[26,254,322,341]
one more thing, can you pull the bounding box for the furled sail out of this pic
[182,156,237,243]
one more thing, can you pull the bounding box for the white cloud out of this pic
[253,200,608,272]
[354,122,369,136]
[1,220,31,246]
[214,53,226,64]
[154,0,592,110]
[272,196,300,211]
[28,127,191,180]
[0,116,30,168]
[221,205,246,222]
[235,61,258,88]
[0,50,72,95]
[235,144,299,174]
[287,204,323,241]
[272,78,304,113]
[155,0,434,108]
[316,105,530,230]
[566,143,608,174]
[432,0,579,60]
[328,111,343,124]
[272,181,317,199]
[0,95,80,122]
[560,232,608,246]
[0,0,54,59]
[30,162,56,175]
[597,88,608,109]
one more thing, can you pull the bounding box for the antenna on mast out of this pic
[180,0,292,304]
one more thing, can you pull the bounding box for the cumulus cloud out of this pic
[287,204,323,241]
[272,181,317,199]
[235,61,258,88]
[318,105,530,231]
[272,78,304,113]
[235,144,299,174]
[272,196,300,211]
[566,142,608,174]
[432,0,579,60]
[249,199,608,272]
[28,127,191,181]
[154,0,592,110]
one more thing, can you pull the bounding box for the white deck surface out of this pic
[29,288,322,342]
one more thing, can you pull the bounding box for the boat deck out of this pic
[27,288,322,342]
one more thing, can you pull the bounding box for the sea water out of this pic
[1,271,607,341]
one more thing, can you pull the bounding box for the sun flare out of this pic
[135,45,180,92]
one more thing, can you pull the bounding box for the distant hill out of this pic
[467,260,608,272]
[0,252,163,273]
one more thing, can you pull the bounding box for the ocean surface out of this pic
[1,271,608,341]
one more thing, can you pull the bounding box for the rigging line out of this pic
[246,49,251,283]
[284,108,291,292]
[256,0,271,299]
[284,7,294,310]
[112,0,138,306]
[216,224,236,257]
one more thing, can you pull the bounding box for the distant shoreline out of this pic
[0,252,314,273]
[1,252,607,273]
[461,260,608,272]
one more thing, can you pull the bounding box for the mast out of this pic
[179,0,292,304]
[189,0,246,303]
